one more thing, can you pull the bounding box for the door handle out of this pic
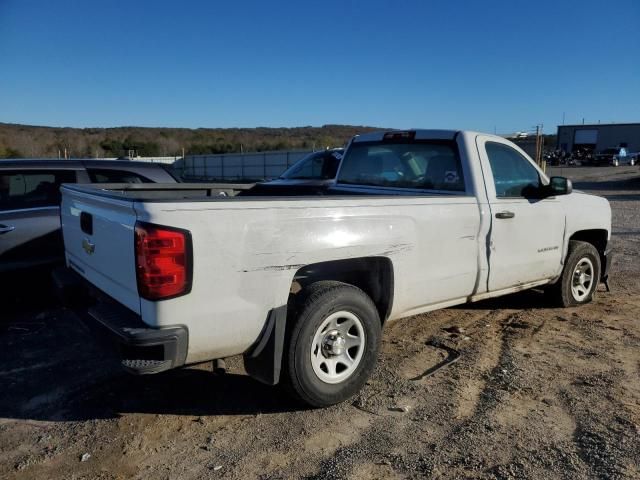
[0,224,15,234]
[495,211,515,219]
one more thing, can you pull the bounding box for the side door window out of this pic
[485,142,540,198]
[0,170,77,211]
[87,169,152,184]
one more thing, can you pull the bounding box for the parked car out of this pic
[0,159,178,273]
[594,147,637,166]
[241,149,345,196]
[55,130,612,407]
[267,148,344,186]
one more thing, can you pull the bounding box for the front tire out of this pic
[548,240,601,307]
[283,281,381,407]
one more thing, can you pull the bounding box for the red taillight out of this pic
[135,222,192,300]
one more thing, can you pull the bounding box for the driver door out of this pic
[476,136,565,292]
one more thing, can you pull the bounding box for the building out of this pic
[557,123,640,153]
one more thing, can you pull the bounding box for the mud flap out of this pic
[243,306,287,385]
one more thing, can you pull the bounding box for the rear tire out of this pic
[283,281,381,407]
[548,240,601,307]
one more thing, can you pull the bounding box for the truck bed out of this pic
[61,182,465,203]
[60,182,256,201]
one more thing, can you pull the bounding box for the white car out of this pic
[56,130,613,407]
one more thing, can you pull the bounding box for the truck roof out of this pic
[352,129,460,142]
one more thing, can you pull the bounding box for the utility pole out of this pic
[535,125,540,166]
[534,124,545,172]
[540,125,545,173]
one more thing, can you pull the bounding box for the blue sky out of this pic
[1,0,638,133]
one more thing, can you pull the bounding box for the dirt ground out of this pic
[1,166,639,480]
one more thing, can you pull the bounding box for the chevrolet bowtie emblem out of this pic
[82,238,95,255]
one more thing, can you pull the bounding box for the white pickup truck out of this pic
[56,130,613,407]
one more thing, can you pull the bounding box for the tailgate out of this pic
[61,185,141,314]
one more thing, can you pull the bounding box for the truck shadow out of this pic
[572,175,640,192]
[82,369,303,420]
[0,360,305,422]
[456,289,555,311]
[596,193,640,202]
[1,270,58,317]
[0,281,607,423]
[570,176,640,201]
[0,309,305,423]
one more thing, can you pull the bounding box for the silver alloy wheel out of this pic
[571,257,594,301]
[310,311,365,384]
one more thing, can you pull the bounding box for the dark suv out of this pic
[265,148,344,187]
[0,159,178,273]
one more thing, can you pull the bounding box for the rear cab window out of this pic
[336,137,465,193]
[0,170,77,211]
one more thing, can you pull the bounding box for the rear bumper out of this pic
[52,267,188,374]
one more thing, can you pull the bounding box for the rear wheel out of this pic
[548,240,601,307]
[283,281,381,407]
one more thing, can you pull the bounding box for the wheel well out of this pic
[569,229,608,266]
[291,257,394,323]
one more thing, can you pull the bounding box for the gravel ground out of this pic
[1,166,639,480]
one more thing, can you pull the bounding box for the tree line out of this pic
[0,123,380,158]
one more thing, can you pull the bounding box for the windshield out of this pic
[280,151,343,180]
[337,140,464,191]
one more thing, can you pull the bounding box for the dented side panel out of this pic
[137,196,481,363]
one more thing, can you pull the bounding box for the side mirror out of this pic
[548,176,572,196]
